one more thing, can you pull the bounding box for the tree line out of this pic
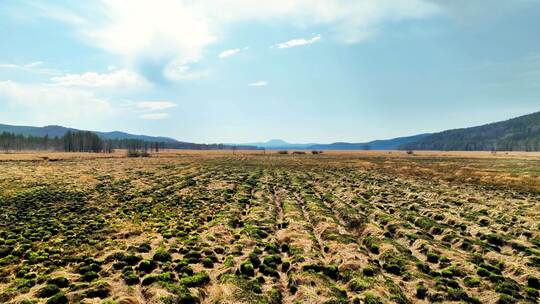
[0,132,61,152]
[0,131,165,153]
[0,131,256,153]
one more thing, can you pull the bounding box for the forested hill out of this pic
[0,124,178,143]
[0,124,256,150]
[401,111,540,151]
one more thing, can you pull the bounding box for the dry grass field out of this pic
[0,151,539,304]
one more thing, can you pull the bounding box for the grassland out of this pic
[0,151,539,304]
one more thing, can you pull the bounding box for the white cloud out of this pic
[249,81,268,87]
[218,47,249,59]
[0,80,112,126]
[136,101,177,111]
[24,61,44,68]
[140,113,169,120]
[274,34,321,49]
[35,0,440,78]
[219,48,240,59]
[50,69,146,88]
[0,61,59,75]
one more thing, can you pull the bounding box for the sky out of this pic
[0,0,540,144]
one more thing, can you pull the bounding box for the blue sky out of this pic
[1,0,539,143]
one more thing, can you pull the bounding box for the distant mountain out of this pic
[310,134,431,150]
[0,123,256,150]
[242,134,431,151]
[401,111,540,151]
[244,139,313,150]
[5,110,539,152]
[0,124,179,142]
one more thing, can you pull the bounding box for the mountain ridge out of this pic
[0,124,180,143]
[240,133,431,150]
[401,111,540,151]
[3,110,540,151]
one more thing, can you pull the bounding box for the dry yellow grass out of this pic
[0,151,538,303]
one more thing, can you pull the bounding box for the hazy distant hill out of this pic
[0,124,179,143]
[244,134,431,150]
[244,139,313,150]
[0,123,256,150]
[310,134,431,150]
[401,111,540,151]
[5,110,540,152]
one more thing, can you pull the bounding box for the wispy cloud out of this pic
[219,48,240,59]
[0,80,113,126]
[274,34,321,49]
[32,1,440,82]
[218,47,248,59]
[136,101,177,111]
[140,113,169,120]
[249,80,268,87]
[51,69,146,88]
[0,61,59,75]
[135,101,176,120]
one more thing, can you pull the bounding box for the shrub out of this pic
[416,261,430,274]
[349,278,370,292]
[497,294,517,304]
[127,150,150,158]
[464,276,481,287]
[84,282,110,299]
[259,264,280,278]
[179,272,210,287]
[82,271,99,282]
[381,252,406,276]
[240,261,255,277]
[184,250,202,263]
[268,288,282,304]
[141,275,158,286]
[494,280,521,298]
[282,261,290,272]
[153,249,172,263]
[416,284,428,299]
[202,257,214,268]
[174,261,194,276]
[263,255,282,268]
[45,293,68,304]
[122,272,139,285]
[302,264,339,280]
[47,277,69,288]
[528,276,539,289]
[486,234,506,247]
[363,293,383,304]
[363,267,376,277]
[446,288,469,301]
[37,284,60,298]
[158,272,175,282]
[426,252,440,263]
[123,254,142,266]
[363,236,380,254]
[138,259,156,273]
[525,287,538,298]
[477,267,491,277]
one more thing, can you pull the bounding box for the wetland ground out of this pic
[0,151,539,304]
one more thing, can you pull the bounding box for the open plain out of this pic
[0,151,539,304]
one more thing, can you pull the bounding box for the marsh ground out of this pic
[0,151,539,304]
